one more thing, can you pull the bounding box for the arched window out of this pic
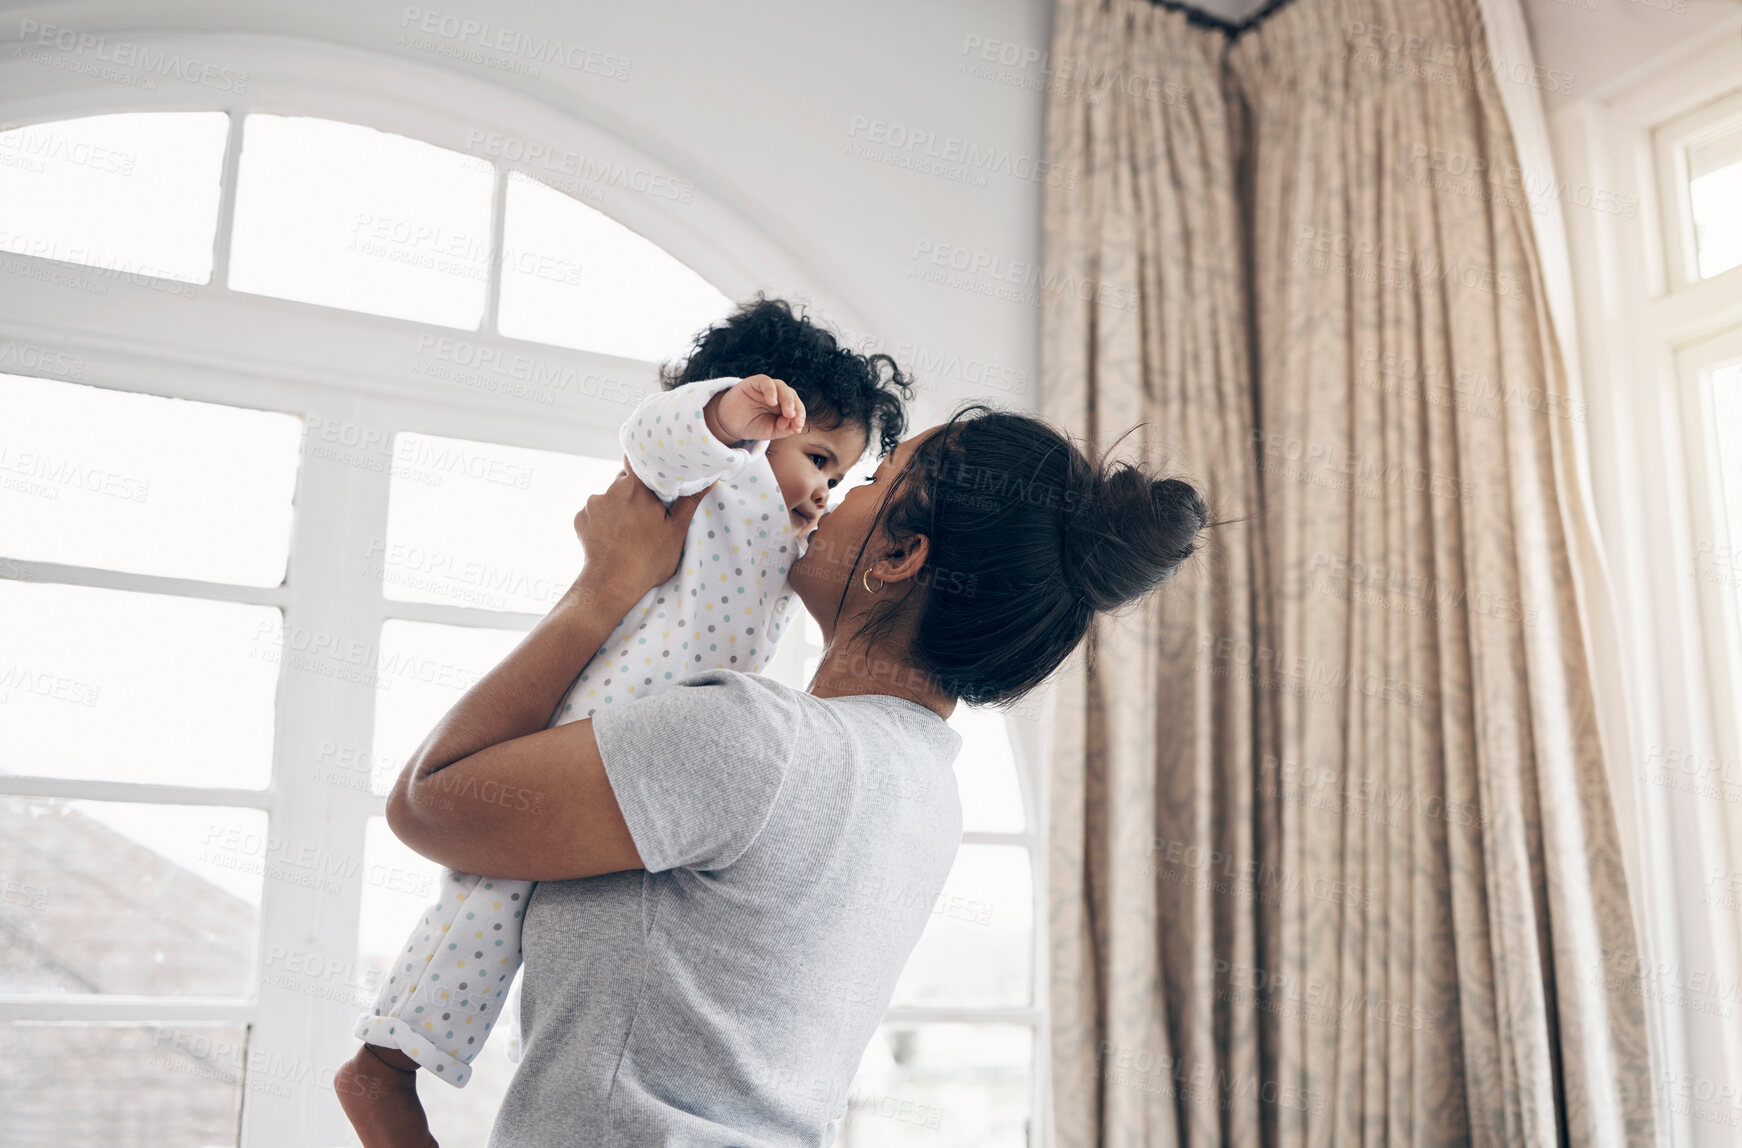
[0,35,1048,1147]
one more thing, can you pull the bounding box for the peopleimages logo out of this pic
[0,338,84,379]
[957,33,1192,107]
[16,20,250,92]
[412,335,645,407]
[0,124,136,176]
[465,131,695,204]
[908,238,1142,313]
[398,7,631,80]
[0,445,150,502]
[847,116,1076,188]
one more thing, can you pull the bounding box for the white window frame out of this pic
[0,30,1053,1148]
[1550,18,1742,1143]
[1674,324,1742,779]
[1653,85,1742,292]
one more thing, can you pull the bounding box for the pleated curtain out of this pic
[1040,0,1656,1143]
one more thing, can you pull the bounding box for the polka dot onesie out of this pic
[354,375,811,1086]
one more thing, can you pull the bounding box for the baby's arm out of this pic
[351,870,528,1089]
[621,374,806,501]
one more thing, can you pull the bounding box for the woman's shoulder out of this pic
[665,671,958,752]
[668,667,803,707]
[665,670,965,838]
[661,669,846,745]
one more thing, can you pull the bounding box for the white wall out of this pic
[0,0,1053,428]
[1527,1,1742,1141]
[1522,0,1736,111]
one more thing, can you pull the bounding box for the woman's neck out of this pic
[805,637,957,721]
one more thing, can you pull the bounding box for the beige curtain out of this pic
[1040,0,1656,1144]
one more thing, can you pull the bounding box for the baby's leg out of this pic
[335,1044,438,1148]
[354,869,529,1088]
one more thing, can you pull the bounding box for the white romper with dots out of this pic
[353,375,812,1086]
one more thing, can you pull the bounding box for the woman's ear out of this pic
[875,534,931,586]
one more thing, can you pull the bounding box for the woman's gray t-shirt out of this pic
[488,668,965,1148]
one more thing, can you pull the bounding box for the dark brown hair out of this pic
[661,296,912,459]
[841,404,1207,707]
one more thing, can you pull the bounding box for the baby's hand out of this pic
[716,374,806,442]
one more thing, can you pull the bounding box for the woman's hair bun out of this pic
[854,405,1209,708]
[1062,464,1206,612]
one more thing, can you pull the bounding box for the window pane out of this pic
[497,171,731,360]
[841,1024,1032,1147]
[1712,361,1742,571]
[892,844,1032,1008]
[0,375,300,586]
[1689,123,1742,280]
[369,620,526,794]
[229,115,493,327]
[949,706,1025,833]
[0,581,278,789]
[380,432,618,613]
[357,816,443,979]
[0,1022,246,1147]
[0,112,227,284]
[0,798,264,996]
[357,817,517,1146]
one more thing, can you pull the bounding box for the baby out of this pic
[349,299,911,1096]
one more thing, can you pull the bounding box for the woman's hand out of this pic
[568,458,712,610]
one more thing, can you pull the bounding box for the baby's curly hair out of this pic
[660,296,914,459]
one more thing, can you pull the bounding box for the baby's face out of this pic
[764,417,869,539]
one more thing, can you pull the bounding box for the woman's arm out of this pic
[385,462,711,881]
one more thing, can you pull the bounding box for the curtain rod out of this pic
[1142,0,1301,36]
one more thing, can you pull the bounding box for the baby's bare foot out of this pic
[336,1047,439,1148]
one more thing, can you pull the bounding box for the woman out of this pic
[338,404,1207,1146]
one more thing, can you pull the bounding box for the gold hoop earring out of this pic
[862,569,885,595]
